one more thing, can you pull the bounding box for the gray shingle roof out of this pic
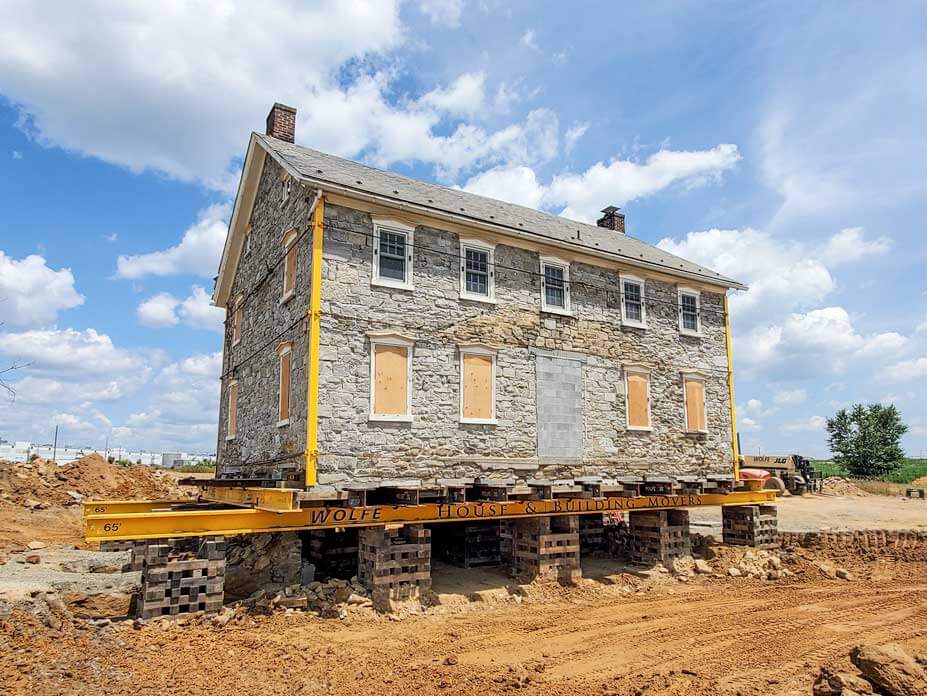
[256,133,745,290]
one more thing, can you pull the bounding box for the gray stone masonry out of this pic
[217,156,734,484]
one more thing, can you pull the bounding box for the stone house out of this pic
[212,103,746,489]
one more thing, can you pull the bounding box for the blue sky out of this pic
[1,1,925,457]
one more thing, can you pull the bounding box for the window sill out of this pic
[460,418,498,425]
[372,278,414,292]
[280,289,296,305]
[276,419,290,428]
[460,293,497,305]
[680,329,702,338]
[541,306,574,317]
[685,430,708,436]
[225,435,236,441]
[369,414,414,423]
[627,426,653,432]
[622,321,647,330]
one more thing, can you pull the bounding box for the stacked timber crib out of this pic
[358,524,432,610]
[722,504,778,549]
[137,537,226,618]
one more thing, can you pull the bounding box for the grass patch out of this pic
[172,463,216,473]
[812,458,927,484]
[852,480,911,496]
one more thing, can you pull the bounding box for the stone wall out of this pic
[217,156,734,483]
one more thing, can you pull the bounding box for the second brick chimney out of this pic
[266,103,297,143]
[596,206,625,234]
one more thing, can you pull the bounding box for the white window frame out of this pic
[276,342,292,427]
[231,294,243,347]
[620,273,647,328]
[225,379,238,441]
[281,228,298,303]
[458,344,498,425]
[371,219,415,291]
[678,287,701,337]
[624,364,652,432]
[243,228,252,256]
[459,238,496,304]
[368,332,415,423]
[681,371,708,434]
[539,256,572,315]
[282,177,291,205]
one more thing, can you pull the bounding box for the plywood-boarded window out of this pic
[625,368,651,430]
[684,375,707,433]
[283,229,297,298]
[227,380,238,439]
[278,344,292,425]
[370,337,413,421]
[231,295,242,345]
[460,348,496,423]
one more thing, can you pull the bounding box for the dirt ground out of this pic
[2,553,926,696]
[2,468,926,695]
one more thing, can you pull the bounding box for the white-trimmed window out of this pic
[282,228,297,301]
[540,256,571,315]
[277,342,292,426]
[231,294,243,346]
[243,230,252,255]
[678,287,701,336]
[369,333,414,422]
[459,345,497,424]
[624,365,652,431]
[682,372,708,433]
[226,380,238,440]
[620,274,646,328]
[282,177,291,204]
[459,239,495,303]
[372,220,415,290]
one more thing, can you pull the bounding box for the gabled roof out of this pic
[214,133,746,306]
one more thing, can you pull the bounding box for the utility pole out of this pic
[52,425,58,462]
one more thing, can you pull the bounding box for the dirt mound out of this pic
[822,476,871,497]
[0,454,195,508]
[910,475,927,487]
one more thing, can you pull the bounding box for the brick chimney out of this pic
[596,206,625,234]
[266,103,296,143]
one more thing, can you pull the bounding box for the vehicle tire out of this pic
[763,476,787,496]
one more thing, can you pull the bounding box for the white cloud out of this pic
[12,150,22,160]
[521,30,539,50]
[0,1,405,191]
[137,286,224,332]
[740,417,760,431]
[460,143,741,221]
[883,357,927,382]
[419,0,464,28]
[917,317,927,335]
[774,388,806,405]
[137,292,179,328]
[113,352,223,451]
[116,203,229,279]
[783,415,827,432]
[460,166,544,209]
[0,327,150,376]
[548,144,741,222]
[820,227,892,266]
[658,227,834,325]
[418,72,486,117]
[0,251,84,327]
[564,122,589,153]
[737,307,908,372]
[104,233,118,242]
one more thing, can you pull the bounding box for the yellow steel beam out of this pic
[82,500,194,517]
[201,485,299,512]
[305,193,325,488]
[85,490,776,542]
[723,292,740,480]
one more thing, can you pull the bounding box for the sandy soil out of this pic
[690,492,927,537]
[2,555,926,696]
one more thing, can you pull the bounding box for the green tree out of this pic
[826,403,908,478]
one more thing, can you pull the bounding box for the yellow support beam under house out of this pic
[305,193,325,488]
[84,490,776,542]
[723,292,740,480]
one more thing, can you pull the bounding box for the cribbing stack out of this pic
[85,477,777,615]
